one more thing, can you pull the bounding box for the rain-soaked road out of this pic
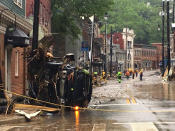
[1,70,175,131]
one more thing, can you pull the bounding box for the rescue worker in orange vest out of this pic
[125,70,130,79]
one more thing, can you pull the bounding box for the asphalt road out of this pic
[1,70,175,131]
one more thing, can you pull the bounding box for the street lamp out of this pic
[104,13,108,78]
[158,24,161,31]
[0,9,30,48]
[104,13,108,21]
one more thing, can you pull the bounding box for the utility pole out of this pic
[173,0,175,61]
[110,27,113,77]
[162,0,165,75]
[173,0,175,23]
[32,0,40,50]
[167,0,171,73]
[104,22,107,77]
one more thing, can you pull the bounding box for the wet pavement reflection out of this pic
[135,82,175,101]
[75,111,80,131]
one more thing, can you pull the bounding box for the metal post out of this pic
[32,0,40,50]
[167,0,171,73]
[104,22,107,77]
[162,0,165,75]
[173,0,175,23]
[90,17,94,75]
[174,0,175,62]
[110,27,113,77]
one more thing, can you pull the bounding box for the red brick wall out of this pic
[107,32,124,49]
[113,32,124,49]
[11,47,25,95]
[0,34,25,94]
[0,34,5,84]
[134,46,157,69]
[82,20,91,48]
[152,43,162,61]
[152,43,163,68]
[26,0,51,32]
[141,48,157,61]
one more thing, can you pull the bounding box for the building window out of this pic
[15,51,19,77]
[128,41,132,49]
[14,0,22,8]
[128,53,131,60]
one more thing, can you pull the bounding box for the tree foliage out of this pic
[106,0,163,44]
[51,0,114,38]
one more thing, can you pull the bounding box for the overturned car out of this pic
[27,52,92,109]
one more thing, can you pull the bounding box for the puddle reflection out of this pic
[162,82,175,100]
[75,111,80,131]
[136,82,175,101]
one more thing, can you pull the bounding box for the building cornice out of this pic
[0,5,32,33]
[0,25,6,33]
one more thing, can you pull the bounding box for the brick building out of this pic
[106,31,125,73]
[0,0,32,99]
[92,22,104,74]
[151,43,163,68]
[111,32,124,49]
[134,44,157,70]
[26,0,51,33]
[122,28,136,70]
[106,29,135,72]
[53,18,88,65]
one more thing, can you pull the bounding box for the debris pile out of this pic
[26,43,92,109]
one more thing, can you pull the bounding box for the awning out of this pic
[92,61,103,66]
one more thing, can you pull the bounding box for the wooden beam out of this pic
[14,104,60,112]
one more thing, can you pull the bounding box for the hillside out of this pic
[106,0,162,44]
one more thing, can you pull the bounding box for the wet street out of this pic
[1,70,175,131]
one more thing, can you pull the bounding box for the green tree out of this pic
[105,0,162,44]
[51,0,114,38]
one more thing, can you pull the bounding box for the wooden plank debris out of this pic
[14,104,60,112]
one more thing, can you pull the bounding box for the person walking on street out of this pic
[93,72,98,85]
[136,69,138,77]
[117,71,122,83]
[132,70,135,79]
[139,69,143,81]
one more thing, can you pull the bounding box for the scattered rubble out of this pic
[89,70,162,106]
